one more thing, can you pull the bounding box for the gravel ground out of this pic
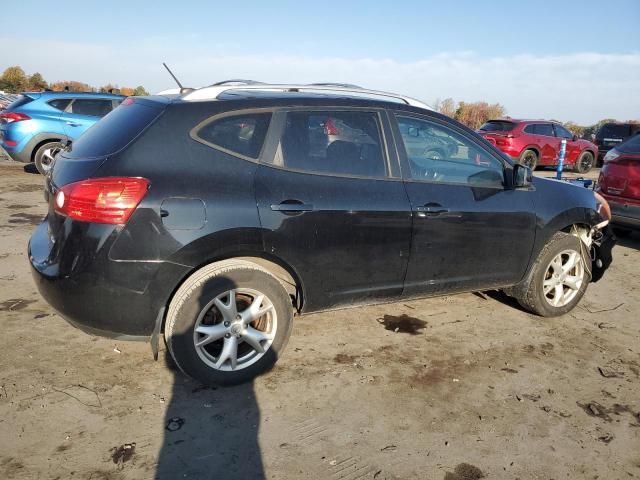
[0,159,638,480]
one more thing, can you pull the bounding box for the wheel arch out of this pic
[27,133,70,162]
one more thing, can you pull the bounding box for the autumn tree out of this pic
[27,72,48,91]
[0,66,28,93]
[433,97,456,118]
[133,85,149,96]
[50,81,94,92]
[454,101,506,130]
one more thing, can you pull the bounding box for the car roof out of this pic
[489,118,562,125]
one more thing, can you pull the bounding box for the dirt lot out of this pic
[0,159,638,480]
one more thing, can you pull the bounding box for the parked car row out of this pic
[0,91,125,173]
[0,92,19,110]
[28,82,615,386]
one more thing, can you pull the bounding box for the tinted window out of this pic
[48,99,72,111]
[554,124,573,139]
[397,115,504,188]
[70,99,113,117]
[523,124,535,134]
[597,123,631,139]
[618,133,640,153]
[479,121,516,132]
[276,111,386,178]
[534,123,554,136]
[66,100,164,159]
[196,113,271,159]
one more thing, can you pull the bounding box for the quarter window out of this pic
[195,113,272,159]
[396,115,504,188]
[276,111,386,178]
[48,98,72,111]
[70,99,113,117]
[523,124,535,134]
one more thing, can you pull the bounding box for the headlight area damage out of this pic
[572,192,615,283]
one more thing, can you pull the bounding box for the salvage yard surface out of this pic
[0,159,638,479]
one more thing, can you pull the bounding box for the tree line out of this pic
[0,66,148,97]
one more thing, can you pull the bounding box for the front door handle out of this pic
[414,202,449,217]
[270,200,314,213]
[65,121,80,127]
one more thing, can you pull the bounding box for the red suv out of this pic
[479,119,598,173]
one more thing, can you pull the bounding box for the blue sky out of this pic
[1,0,639,123]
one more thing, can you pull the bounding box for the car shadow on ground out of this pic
[155,277,267,480]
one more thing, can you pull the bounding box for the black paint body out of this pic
[29,94,608,339]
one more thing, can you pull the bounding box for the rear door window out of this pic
[275,110,387,178]
[69,99,113,117]
[194,113,272,160]
[534,123,554,137]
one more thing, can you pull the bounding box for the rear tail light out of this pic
[0,111,31,123]
[54,177,150,224]
[324,118,340,136]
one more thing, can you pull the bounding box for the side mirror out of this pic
[513,163,533,188]
[572,134,578,142]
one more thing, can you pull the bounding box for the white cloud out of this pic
[1,37,638,124]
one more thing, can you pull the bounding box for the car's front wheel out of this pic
[510,232,590,317]
[164,259,294,386]
[34,141,63,175]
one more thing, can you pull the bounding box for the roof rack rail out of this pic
[182,83,432,110]
[308,82,362,89]
[210,79,265,86]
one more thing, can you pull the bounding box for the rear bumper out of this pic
[29,218,189,338]
[601,193,640,229]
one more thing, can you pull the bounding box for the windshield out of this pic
[66,99,164,159]
[597,123,631,139]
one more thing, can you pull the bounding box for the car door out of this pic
[255,108,412,311]
[391,112,536,296]
[534,123,558,165]
[61,98,114,138]
[553,123,579,164]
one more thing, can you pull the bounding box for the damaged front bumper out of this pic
[589,225,616,282]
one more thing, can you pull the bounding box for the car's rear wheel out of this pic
[511,232,590,317]
[164,259,293,386]
[519,149,538,170]
[34,141,63,175]
[575,151,594,174]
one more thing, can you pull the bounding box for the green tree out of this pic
[0,66,28,93]
[132,85,149,96]
[27,72,48,91]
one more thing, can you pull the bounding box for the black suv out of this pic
[29,84,614,385]
[595,122,640,166]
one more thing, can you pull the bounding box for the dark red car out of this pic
[597,133,640,233]
[479,119,598,173]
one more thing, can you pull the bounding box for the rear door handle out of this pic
[414,202,449,217]
[65,121,80,127]
[270,200,314,213]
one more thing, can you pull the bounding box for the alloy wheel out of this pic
[193,288,277,371]
[542,249,585,307]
